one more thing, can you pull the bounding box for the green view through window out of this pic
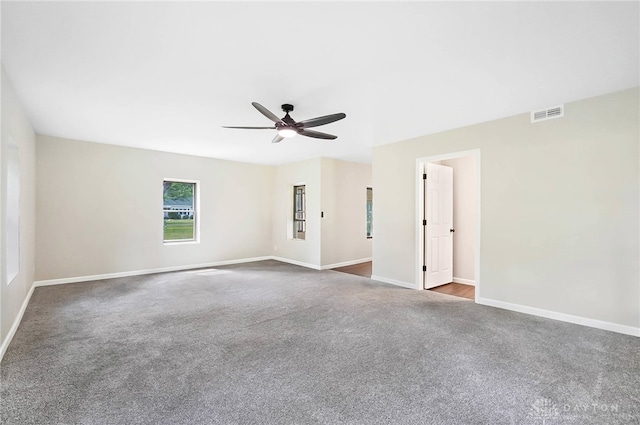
[163,180,196,242]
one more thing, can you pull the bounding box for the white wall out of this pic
[36,136,274,280]
[320,158,372,267]
[271,157,372,269]
[35,138,373,279]
[1,66,37,348]
[441,156,476,284]
[271,158,322,268]
[373,87,639,330]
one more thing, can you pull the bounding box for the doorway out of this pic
[416,150,480,301]
[332,262,372,278]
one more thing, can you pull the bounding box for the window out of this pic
[5,137,20,284]
[366,187,373,238]
[293,185,306,240]
[163,180,197,242]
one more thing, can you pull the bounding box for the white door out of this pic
[424,163,453,289]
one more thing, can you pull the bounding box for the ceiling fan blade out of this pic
[271,134,285,144]
[222,126,276,129]
[297,113,346,129]
[298,129,337,140]
[252,102,284,124]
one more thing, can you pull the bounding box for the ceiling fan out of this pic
[222,102,346,144]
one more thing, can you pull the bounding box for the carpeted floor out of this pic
[1,260,639,424]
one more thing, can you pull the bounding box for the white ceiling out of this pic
[2,1,638,165]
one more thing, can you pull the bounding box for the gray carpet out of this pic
[1,260,639,424]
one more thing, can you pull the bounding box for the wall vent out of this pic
[531,105,564,123]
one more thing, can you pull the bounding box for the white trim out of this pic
[452,277,475,286]
[366,186,373,239]
[415,160,424,290]
[270,256,321,270]
[0,283,35,363]
[163,240,200,246]
[163,178,200,243]
[415,149,481,297]
[474,154,481,303]
[371,275,420,290]
[291,183,306,241]
[321,258,372,270]
[477,297,640,337]
[34,256,273,287]
[5,260,637,365]
[34,256,375,287]
[5,135,21,286]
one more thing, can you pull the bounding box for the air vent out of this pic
[531,105,564,123]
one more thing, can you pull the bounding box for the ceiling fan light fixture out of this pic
[223,102,345,143]
[278,128,298,138]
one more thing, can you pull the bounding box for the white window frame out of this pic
[292,184,306,240]
[366,186,373,239]
[4,136,20,285]
[163,178,200,244]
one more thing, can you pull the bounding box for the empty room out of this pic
[1,1,639,424]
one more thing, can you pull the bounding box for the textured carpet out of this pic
[1,260,639,424]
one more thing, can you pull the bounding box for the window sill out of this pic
[163,240,200,245]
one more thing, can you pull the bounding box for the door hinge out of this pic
[423,219,427,226]
[422,265,427,272]
[423,173,427,180]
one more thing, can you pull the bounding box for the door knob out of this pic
[450,228,455,233]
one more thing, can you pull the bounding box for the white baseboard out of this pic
[270,256,322,270]
[477,297,640,337]
[0,283,35,363]
[371,275,420,290]
[33,256,376,287]
[321,258,372,270]
[452,277,475,286]
[34,256,273,287]
[15,260,636,369]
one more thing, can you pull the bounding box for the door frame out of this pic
[415,149,481,302]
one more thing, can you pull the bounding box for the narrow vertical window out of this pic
[366,187,373,238]
[163,180,197,242]
[5,137,20,284]
[293,185,306,240]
